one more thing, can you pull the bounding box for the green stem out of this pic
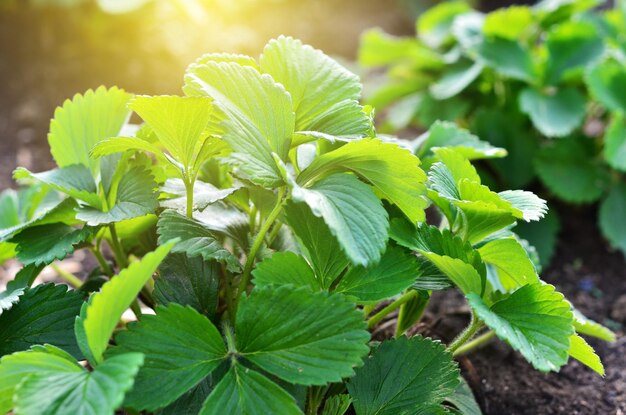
[447,311,484,354]
[306,385,327,415]
[453,330,496,357]
[50,263,82,288]
[368,290,419,329]
[266,222,283,247]
[130,300,142,321]
[235,187,287,306]
[90,246,113,276]
[184,176,195,219]
[108,224,128,269]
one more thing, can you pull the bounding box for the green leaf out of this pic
[568,334,604,375]
[291,173,388,267]
[79,242,174,364]
[76,166,158,225]
[284,201,350,287]
[347,336,460,415]
[48,86,131,175]
[474,37,535,82]
[0,284,83,358]
[432,147,481,184]
[252,251,320,291]
[467,283,574,372]
[390,222,485,295]
[11,223,94,266]
[321,395,352,415]
[154,253,220,318]
[497,190,548,222]
[478,237,539,292]
[358,29,442,68]
[604,112,626,171]
[14,166,101,208]
[519,87,586,137]
[0,264,44,314]
[430,60,483,100]
[157,376,213,415]
[535,136,609,203]
[184,60,294,187]
[572,308,616,342]
[599,183,626,256]
[335,246,420,302]
[260,36,370,138]
[586,59,626,113]
[236,285,369,385]
[160,178,240,212]
[111,304,226,411]
[417,1,471,48]
[157,210,241,272]
[199,364,302,415]
[483,5,534,40]
[545,20,604,85]
[0,345,83,414]
[444,377,482,415]
[299,139,427,223]
[90,136,165,161]
[14,352,143,415]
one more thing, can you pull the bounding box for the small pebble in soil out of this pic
[611,294,626,323]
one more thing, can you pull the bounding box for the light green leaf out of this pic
[112,304,226,411]
[478,237,539,292]
[519,87,586,137]
[79,242,174,364]
[474,37,535,82]
[154,253,220,318]
[157,210,241,272]
[284,202,350,287]
[432,147,481,184]
[348,336,460,415]
[0,345,83,414]
[358,29,443,69]
[260,36,370,138]
[76,166,158,225]
[236,285,369,385]
[572,308,616,342]
[11,223,95,266]
[252,251,320,291]
[535,136,609,203]
[568,334,604,375]
[336,246,420,302]
[497,190,548,222]
[90,136,165,161]
[417,121,507,161]
[599,183,626,256]
[200,364,302,415]
[14,166,101,208]
[14,352,143,415]
[483,5,534,40]
[417,0,472,48]
[604,113,626,171]
[291,173,388,266]
[0,284,83,358]
[545,20,604,85]
[430,60,484,100]
[299,138,427,223]
[184,60,294,187]
[160,178,240,212]
[48,86,131,175]
[467,283,574,372]
[586,59,626,113]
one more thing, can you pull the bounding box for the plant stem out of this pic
[235,187,287,306]
[266,222,283,247]
[90,246,113,276]
[446,311,484,354]
[130,300,142,321]
[184,176,195,219]
[50,263,82,288]
[108,224,128,269]
[306,386,327,415]
[367,290,419,329]
[453,330,496,357]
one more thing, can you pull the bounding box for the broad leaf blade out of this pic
[519,87,586,137]
[568,334,604,375]
[252,252,320,291]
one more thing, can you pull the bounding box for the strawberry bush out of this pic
[0,36,616,414]
[359,0,626,265]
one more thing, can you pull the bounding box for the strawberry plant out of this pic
[359,0,626,265]
[0,36,616,414]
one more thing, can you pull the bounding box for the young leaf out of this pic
[467,283,574,372]
[111,304,226,411]
[14,352,143,415]
[79,241,174,364]
[604,113,626,172]
[291,173,388,266]
[347,336,460,415]
[252,251,320,291]
[572,308,616,342]
[518,87,586,137]
[568,334,604,375]
[335,246,420,302]
[298,139,428,223]
[154,253,220,318]
[157,210,241,272]
[478,237,539,292]
[586,58,626,113]
[11,223,95,266]
[184,61,294,187]
[236,285,370,385]
[47,86,131,175]
[199,364,302,415]
[474,37,535,82]
[0,284,83,358]
[599,184,626,256]
[260,36,370,138]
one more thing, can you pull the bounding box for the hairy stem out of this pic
[452,330,496,357]
[235,187,287,306]
[447,310,484,354]
[368,290,419,329]
[50,263,82,288]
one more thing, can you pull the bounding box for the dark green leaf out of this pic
[519,87,586,137]
[599,183,626,256]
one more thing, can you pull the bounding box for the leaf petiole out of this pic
[367,290,419,329]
